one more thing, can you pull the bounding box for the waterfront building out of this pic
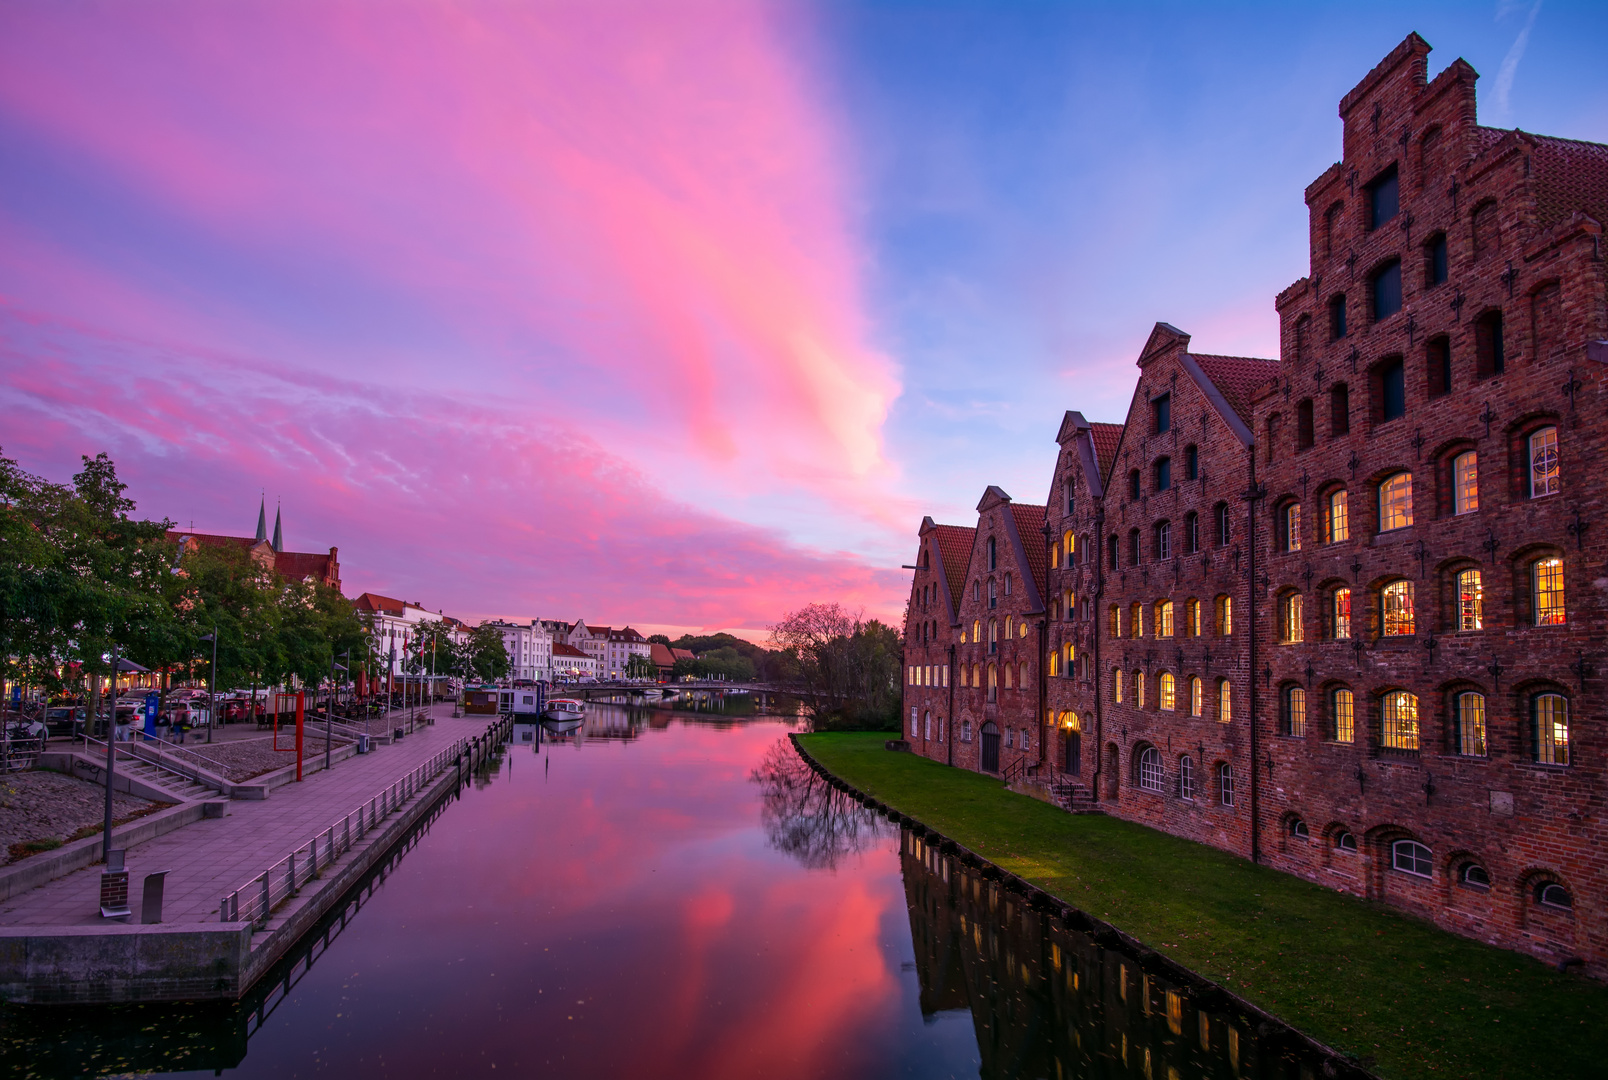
[601,626,651,679]
[351,593,468,678]
[487,620,553,683]
[901,517,973,764]
[551,641,600,681]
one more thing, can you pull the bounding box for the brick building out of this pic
[900,33,1608,973]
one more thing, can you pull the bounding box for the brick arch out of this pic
[1515,865,1577,944]
[1363,822,1426,900]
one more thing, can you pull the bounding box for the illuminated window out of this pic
[1457,569,1483,631]
[1530,427,1559,497]
[1533,557,1565,625]
[1456,692,1486,756]
[1217,678,1232,723]
[1284,504,1302,552]
[1392,839,1432,878]
[1382,690,1420,751]
[1326,489,1349,543]
[1282,686,1306,737]
[1382,580,1415,636]
[1156,600,1174,637]
[1003,664,1012,690]
[1534,693,1569,765]
[1109,605,1121,638]
[1019,661,1029,687]
[1185,598,1201,636]
[1049,651,1058,678]
[1453,451,1479,514]
[1331,688,1354,742]
[1216,595,1233,636]
[1004,615,1013,639]
[1189,676,1202,717]
[1137,747,1163,792]
[1281,592,1304,643]
[1178,756,1195,801]
[1379,472,1413,531]
[1131,603,1143,638]
[1135,671,1146,708]
[1159,672,1176,711]
[1018,621,1027,640]
[1332,587,1352,639]
[1113,670,1123,704]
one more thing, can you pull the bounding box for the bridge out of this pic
[556,681,801,701]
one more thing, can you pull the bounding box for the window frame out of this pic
[1378,472,1414,532]
[1218,762,1235,806]
[1529,426,1559,499]
[1331,687,1355,742]
[1381,579,1415,637]
[1532,556,1566,626]
[1381,690,1421,752]
[1391,839,1433,879]
[1532,692,1570,766]
[1456,567,1483,632]
[1137,746,1164,793]
[1281,685,1307,737]
[1455,690,1487,757]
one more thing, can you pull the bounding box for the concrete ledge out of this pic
[0,802,206,903]
[0,922,252,1004]
[40,752,192,805]
[239,739,359,796]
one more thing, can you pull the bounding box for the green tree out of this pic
[625,653,656,679]
[465,623,510,682]
[770,603,900,730]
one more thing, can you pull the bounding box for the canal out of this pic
[2,701,1353,1078]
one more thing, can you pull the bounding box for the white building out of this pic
[551,642,600,681]
[603,626,652,679]
[488,620,553,683]
[352,592,469,679]
[566,619,608,672]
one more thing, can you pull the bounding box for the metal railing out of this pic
[220,729,496,927]
[79,733,222,794]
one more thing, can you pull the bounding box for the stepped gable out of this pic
[933,524,976,620]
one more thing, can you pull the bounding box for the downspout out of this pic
[1037,617,1048,766]
[1245,457,1266,865]
[1091,505,1106,803]
[947,641,956,767]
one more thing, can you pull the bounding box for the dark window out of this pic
[1329,294,1347,340]
[1374,358,1405,423]
[1184,511,1199,554]
[1153,393,1171,434]
[1472,200,1499,261]
[1296,399,1314,451]
[987,537,997,571]
[1108,535,1118,569]
[1458,862,1489,889]
[1425,234,1447,287]
[1214,502,1231,546]
[1324,201,1344,257]
[1367,165,1399,230]
[1371,259,1402,321]
[1128,469,1141,500]
[1184,445,1198,480]
[1475,310,1505,379]
[1128,529,1140,565]
[1293,315,1311,363]
[1537,882,1573,910]
[1426,337,1451,398]
[1330,383,1350,436]
[1155,457,1171,491]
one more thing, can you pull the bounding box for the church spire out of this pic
[255,496,267,543]
[271,502,283,553]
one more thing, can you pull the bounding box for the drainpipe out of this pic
[947,641,956,767]
[1037,617,1048,766]
[1091,505,1106,803]
[1245,458,1267,865]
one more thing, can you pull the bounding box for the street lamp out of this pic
[101,643,120,865]
[199,628,218,745]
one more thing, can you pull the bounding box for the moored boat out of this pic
[543,697,585,723]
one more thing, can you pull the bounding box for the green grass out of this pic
[800,731,1608,1080]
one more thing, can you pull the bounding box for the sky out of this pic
[2,1,1605,641]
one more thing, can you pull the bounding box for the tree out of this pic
[647,633,671,646]
[464,623,510,682]
[625,653,656,679]
[693,646,755,681]
[770,603,900,730]
[406,619,462,680]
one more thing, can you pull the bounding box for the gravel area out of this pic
[183,734,342,782]
[0,770,164,865]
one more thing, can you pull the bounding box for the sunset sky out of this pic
[3,1,1604,640]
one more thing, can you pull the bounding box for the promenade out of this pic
[0,704,499,929]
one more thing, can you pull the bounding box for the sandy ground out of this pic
[0,770,163,865]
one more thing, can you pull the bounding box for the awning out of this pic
[116,658,151,673]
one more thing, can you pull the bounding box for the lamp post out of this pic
[102,643,120,864]
[200,628,218,744]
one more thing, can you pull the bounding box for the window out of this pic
[1217,678,1232,723]
[1128,529,1140,565]
[1185,598,1201,637]
[1019,661,1029,688]
[987,664,998,702]
[1456,691,1487,756]
[1159,672,1176,711]
[1135,670,1146,708]
[1218,763,1234,806]
[1283,503,1302,552]
[1382,690,1420,751]
[1382,580,1415,636]
[1336,830,1358,853]
[1472,200,1499,261]
[1189,676,1202,717]
[1331,688,1355,742]
[1130,602,1143,638]
[1215,503,1231,546]
[1534,693,1569,765]
[1452,451,1479,514]
[1289,817,1310,839]
[1392,839,1432,878]
[1533,557,1565,625]
[1529,427,1559,497]
[1425,233,1448,287]
[1004,572,1012,597]
[1536,882,1573,910]
[1109,605,1121,638]
[1184,512,1199,554]
[1156,521,1172,560]
[1153,393,1171,434]
[1128,469,1141,500]
[1379,472,1413,531]
[1367,165,1398,229]
[911,708,919,736]
[1179,756,1195,800]
[1155,457,1171,491]
[1332,587,1352,639]
[988,579,997,610]
[1064,530,1075,566]
[1108,534,1119,569]
[1371,259,1402,320]
[1458,862,1490,889]
[1281,592,1304,643]
[1454,568,1483,631]
[987,536,997,571]
[1326,489,1349,543]
[1426,336,1452,398]
[1282,686,1307,736]
[1296,399,1314,451]
[1184,445,1198,480]
[1138,747,1163,792]
[989,618,998,653]
[1156,600,1174,637]
[1375,356,1405,422]
[1215,595,1233,636]
[1113,669,1123,704]
[1329,294,1347,340]
[1004,614,1013,639]
[973,581,979,602]
[1330,382,1350,436]
[1475,310,1505,378]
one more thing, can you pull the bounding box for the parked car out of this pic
[44,706,85,739]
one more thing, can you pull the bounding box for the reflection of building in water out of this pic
[582,706,643,742]
[898,829,1359,1080]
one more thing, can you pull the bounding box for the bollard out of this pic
[141,870,169,924]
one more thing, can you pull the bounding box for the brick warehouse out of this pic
[899,33,1608,974]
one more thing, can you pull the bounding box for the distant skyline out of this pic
[3,1,1604,641]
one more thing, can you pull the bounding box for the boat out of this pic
[543,697,585,725]
[641,688,664,700]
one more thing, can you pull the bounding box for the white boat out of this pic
[641,688,664,700]
[543,697,585,723]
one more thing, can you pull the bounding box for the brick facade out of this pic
[900,32,1608,974]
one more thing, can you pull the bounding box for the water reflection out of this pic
[749,739,891,870]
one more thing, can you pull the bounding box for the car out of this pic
[44,706,85,739]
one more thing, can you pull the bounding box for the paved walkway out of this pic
[0,705,499,928]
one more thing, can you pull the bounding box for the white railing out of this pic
[219,723,502,927]
[79,733,221,794]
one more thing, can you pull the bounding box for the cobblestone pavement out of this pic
[0,773,161,865]
[181,733,342,781]
[0,705,499,927]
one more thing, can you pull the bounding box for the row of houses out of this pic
[901,34,1608,975]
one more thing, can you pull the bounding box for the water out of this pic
[2,703,1357,1078]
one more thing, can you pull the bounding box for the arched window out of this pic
[1048,651,1058,678]
[1453,451,1479,514]
[988,618,998,654]
[1157,521,1173,560]
[1283,503,1302,552]
[1215,595,1233,636]
[987,536,997,571]
[1533,693,1569,766]
[1063,530,1075,565]
[987,664,998,703]
[1382,690,1420,751]
[1457,569,1483,631]
[1108,534,1119,569]
[910,708,919,737]
[1112,669,1123,704]
[1218,762,1235,806]
[1330,383,1351,436]
[1184,598,1201,637]
[1331,687,1355,742]
[1215,502,1231,546]
[1004,614,1014,641]
[1004,572,1012,596]
[1282,686,1307,737]
[1159,671,1176,711]
[1109,605,1121,638]
[1532,557,1565,625]
[1217,678,1232,723]
[1019,661,1029,688]
[1280,592,1304,643]
[1134,671,1146,708]
[1326,489,1349,543]
[1137,747,1163,792]
[1189,676,1203,717]
[988,579,997,610]
[1382,580,1415,636]
[1184,511,1199,554]
[1336,830,1358,853]
[1128,469,1141,500]
[1155,457,1172,491]
[1529,427,1559,497]
[1130,602,1143,638]
[1455,691,1487,756]
[1392,839,1433,878]
[1288,817,1310,839]
[1458,862,1489,889]
[1331,587,1352,640]
[1156,600,1174,637]
[1178,755,1195,800]
[1536,882,1573,910]
[1379,472,1413,531]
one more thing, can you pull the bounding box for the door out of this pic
[981,722,1000,773]
[1063,729,1081,775]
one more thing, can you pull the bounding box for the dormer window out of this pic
[1153,393,1171,434]
[1367,164,1399,230]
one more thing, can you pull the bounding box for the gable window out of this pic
[1137,746,1163,792]
[1379,472,1413,531]
[1455,691,1487,756]
[1184,444,1198,480]
[1453,451,1479,514]
[1217,678,1232,723]
[1374,356,1406,423]
[1004,572,1012,597]
[1156,600,1175,637]
[1281,686,1307,737]
[1475,310,1505,378]
[1296,399,1314,451]
[1330,383,1350,436]
[1189,676,1203,717]
[1332,587,1352,639]
[987,536,997,571]
[1326,489,1349,543]
[1184,512,1199,554]
[1426,336,1452,398]
[1218,762,1235,806]
[1382,690,1420,751]
[1371,259,1403,321]
[1065,482,1075,516]
[1155,457,1171,491]
[1108,534,1119,569]
[1329,294,1348,340]
[1178,755,1195,800]
[1215,502,1231,546]
[1331,688,1355,742]
[1155,521,1172,560]
[1425,233,1448,287]
[1280,592,1304,643]
[1529,427,1559,497]
[1283,503,1302,552]
[1128,469,1141,500]
[1391,839,1432,878]
[1534,692,1569,765]
[1159,671,1176,711]
[1533,557,1565,625]
[988,579,997,610]
[1367,164,1399,230]
[1457,568,1483,631]
[1153,393,1171,434]
[1472,200,1499,261]
[1382,580,1415,636]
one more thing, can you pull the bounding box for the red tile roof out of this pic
[611,627,647,642]
[1190,354,1279,426]
[650,643,676,668]
[353,592,406,616]
[1089,423,1125,485]
[1008,502,1049,602]
[1525,133,1608,232]
[552,642,589,659]
[932,524,976,617]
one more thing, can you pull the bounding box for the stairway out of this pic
[115,756,221,802]
[1049,777,1103,814]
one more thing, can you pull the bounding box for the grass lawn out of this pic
[799,731,1608,1080]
